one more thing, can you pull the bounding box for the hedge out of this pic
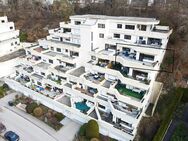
[153,88,184,141]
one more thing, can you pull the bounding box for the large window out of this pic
[117,24,122,29]
[75,21,81,25]
[125,25,135,30]
[49,59,53,64]
[99,33,104,38]
[114,34,120,38]
[138,25,147,31]
[56,48,61,52]
[124,35,131,40]
[98,23,105,28]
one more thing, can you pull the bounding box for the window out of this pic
[11,43,13,46]
[125,25,135,30]
[114,34,120,38]
[51,47,54,51]
[98,23,105,28]
[141,25,147,31]
[37,81,42,86]
[124,35,131,40]
[56,48,61,52]
[49,59,53,64]
[91,32,93,41]
[15,41,17,44]
[41,72,45,76]
[75,21,81,25]
[99,33,104,38]
[138,25,147,31]
[1,20,4,23]
[117,24,122,29]
[98,104,105,109]
[10,26,13,30]
[65,49,68,52]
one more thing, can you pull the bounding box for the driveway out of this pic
[0,93,81,141]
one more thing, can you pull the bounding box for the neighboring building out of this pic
[68,0,105,7]
[0,16,20,57]
[5,15,172,141]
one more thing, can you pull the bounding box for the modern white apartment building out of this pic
[0,16,20,57]
[5,15,172,141]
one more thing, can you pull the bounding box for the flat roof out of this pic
[70,15,160,24]
[35,62,51,69]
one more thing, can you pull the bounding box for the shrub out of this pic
[54,112,64,122]
[79,123,87,136]
[33,107,43,117]
[90,138,99,141]
[2,83,9,91]
[86,120,99,139]
[19,32,28,42]
[26,102,38,114]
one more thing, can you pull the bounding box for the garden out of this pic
[13,95,65,131]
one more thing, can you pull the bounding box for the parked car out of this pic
[8,101,14,106]
[0,123,6,133]
[4,131,19,141]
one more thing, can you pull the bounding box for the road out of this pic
[0,93,81,141]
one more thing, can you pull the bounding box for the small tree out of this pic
[33,107,43,117]
[86,120,99,139]
[78,123,87,136]
[54,112,64,122]
[26,102,38,114]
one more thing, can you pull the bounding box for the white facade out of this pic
[0,16,20,57]
[5,15,172,141]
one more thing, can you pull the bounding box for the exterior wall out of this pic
[0,16,20,57]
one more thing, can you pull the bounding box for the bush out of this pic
[90,138,99,141]
[86,120,99,139]
[181,88,188,103]
[33,107,43,117]
[54,112,64,122]
[19,32,28,42]
[26,102,38,114]
[79,123,87,136]
[2,83,9,91]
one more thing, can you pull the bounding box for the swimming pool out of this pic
[75,102,90,112]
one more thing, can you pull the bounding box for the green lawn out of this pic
[115,84,144,100]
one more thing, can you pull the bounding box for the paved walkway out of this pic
[0,93,80,141]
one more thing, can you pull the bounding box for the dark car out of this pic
[4,131,19,141]
[0,123,6,133]
[8,101,14,106]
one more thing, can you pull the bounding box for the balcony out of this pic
[47,75,62,85]
[84,73,105,85]
[111,100,140,118]
[109,62,150,84]
[115,83,145,100]
[74,87,97,97]
[55,65,74,73]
